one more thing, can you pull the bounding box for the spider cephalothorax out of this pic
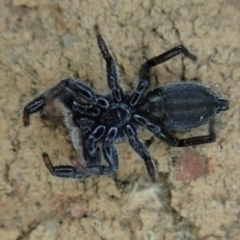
[23,25,229,182]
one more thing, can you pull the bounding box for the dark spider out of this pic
[23,25,229,182]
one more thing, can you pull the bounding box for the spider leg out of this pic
[134,114,216,147]
[23,96,45,126]
[125,124,158,182]
[102,127,119,174]
[42,152,83,178]
[82,125,105,167]
[42,126,119,178]
[23,78,109,126]
[42,152,107,178]
[129,45,197,106]
[94,24,123,102]
[59,91,101,118]
[83,127,119,175]
[41,125,105,178]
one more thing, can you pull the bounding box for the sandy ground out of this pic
[0,0,240,239]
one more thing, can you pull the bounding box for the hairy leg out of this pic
[23,77,109,126]
[42,126,119,178]
[94,24,123,102]
[134,114,216,147]
[129,45,196,106]
[125,124,158,182]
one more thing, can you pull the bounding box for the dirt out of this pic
[0,0,240,239]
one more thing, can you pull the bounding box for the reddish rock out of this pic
[175,149,207,184]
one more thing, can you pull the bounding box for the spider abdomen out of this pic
[160,82,228,130]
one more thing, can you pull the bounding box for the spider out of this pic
[23,25,229,182]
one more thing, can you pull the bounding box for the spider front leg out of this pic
[42,153,84,178]
[95,24,123,102]
[42,126,119,179]
[134,115,216,147]
[83,127,119,176]
[42,149,105,179]
[23,96,46,126]
[59,91,101,118]
[23,77,109,126]
[125,124,158,182]
[129,45,197,106]
[42,125,106,179]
